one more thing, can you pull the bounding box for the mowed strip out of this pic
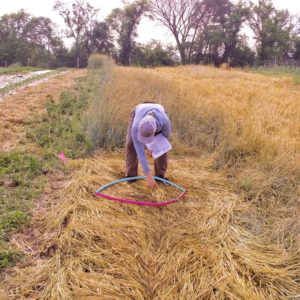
[0,70,86,151]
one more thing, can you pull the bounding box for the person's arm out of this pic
[132,131,149,174]
[131,127,157,188]
[161,113,171,139]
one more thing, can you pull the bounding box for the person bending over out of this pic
[125,102,171,188]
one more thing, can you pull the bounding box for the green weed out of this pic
[0,241,20,268]
[0,151,44,268]
[0,211,29,240]
[27,89,91,158]
[0,152,42,179]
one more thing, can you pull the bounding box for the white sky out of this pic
[0,0,299,47]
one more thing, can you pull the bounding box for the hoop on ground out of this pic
[95,176,186,207]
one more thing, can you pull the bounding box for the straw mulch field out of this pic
[1,64,300,299]
[2,153,299,299]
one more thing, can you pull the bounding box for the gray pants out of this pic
[125,109,167,178]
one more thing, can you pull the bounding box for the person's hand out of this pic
[146,149,153,158]
[146,172,157,189]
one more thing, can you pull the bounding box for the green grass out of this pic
[251,66,300,84]
[26,75,96,158]
[0,151,45,268]
[26,71,100,158]
[0,64,41,75]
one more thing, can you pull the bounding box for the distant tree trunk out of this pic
[175,37,186,65]
[151,0,213,65]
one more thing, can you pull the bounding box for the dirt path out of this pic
[0,70,52,91]
[0,70,86,151]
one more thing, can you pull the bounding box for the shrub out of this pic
[87,54,115,70]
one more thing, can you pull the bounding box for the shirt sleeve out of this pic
[161,113,171,139]
[131,127,150,174]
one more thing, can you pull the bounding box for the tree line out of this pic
[0,0,299,68]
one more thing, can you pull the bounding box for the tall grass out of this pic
[84,55,124,150]
[87,54,115,70]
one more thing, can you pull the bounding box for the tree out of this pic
[229,36,255,67]
[215,0,250,64]
[193,0,250,66]
[249,0,296,61]
[107,0,149,65]
[150,0,214,64]
[0,10,66,67]
[88,21,114,55]
[53,0,99,67]
[132,40,175,66]
[0,10,31,65]
[294,36,300,60]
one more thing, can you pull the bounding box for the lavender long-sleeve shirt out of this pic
[131,103,171,174]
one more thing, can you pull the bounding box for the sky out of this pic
[0,0,299,47]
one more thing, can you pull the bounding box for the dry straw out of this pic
[3,153,300,299]
[87,64,299,204]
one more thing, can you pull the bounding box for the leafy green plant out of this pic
[27,81,93,158]
[0,241,19,268]
[0,151,44,268]
[0,211,29,239]
[0,152,42,180]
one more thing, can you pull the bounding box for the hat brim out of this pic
[137,132,154,144]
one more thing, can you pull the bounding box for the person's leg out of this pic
[154,152,167,178]
[125,110,138,177]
